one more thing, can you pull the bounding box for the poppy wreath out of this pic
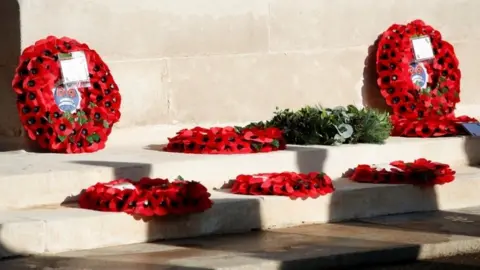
[230,172,335,199]
[12,36,121,153]
[164,126,286,154]
[78,177,213,217]
[376,20,477,137]
[347,158,455,186]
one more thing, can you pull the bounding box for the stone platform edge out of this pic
[0,133,480,209]
[1,167,480,257]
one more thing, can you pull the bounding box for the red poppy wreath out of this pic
[230,172,335,199]
[78,177,212,217]
[12,36,121,153]
[376,20,477,137]
[164,126,286,154]
[347,158,455,186]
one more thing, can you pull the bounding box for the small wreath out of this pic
[164,126,286,154]
[347,158,455,186]
[376,20,477,137]
[78,177,213,217]
[12,36,121,153]
[230,172,335,199]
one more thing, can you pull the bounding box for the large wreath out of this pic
[164,126,286,154]
[79,177,212,217]
[230,172,335,199]
[12,36,121,153]
[376,20,477,137]
[347,158,455,186]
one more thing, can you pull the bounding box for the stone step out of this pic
[1,129,480,209]
[3,207,480,270]
[1,165,480,257]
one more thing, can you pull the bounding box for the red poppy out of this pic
[192,195,214,213]
[243,130,271,144]
[53,117,73,136]
[414,121,436,137]
[349,165,375,182]
[107,189,134,212]
[132,193,157,217]
[184,181,209,199]
[231,174,252,194]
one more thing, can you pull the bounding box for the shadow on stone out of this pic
[463,136,480,166]
[0,255,214,270]
[355,208,480,238]
[356,256,480,270]
[0,0,23,150]
[288,146,327,173]
[361,34,390,113]
[144,144,168,152]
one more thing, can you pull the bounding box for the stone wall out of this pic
[1,0,480,138]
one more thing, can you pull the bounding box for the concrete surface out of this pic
[361,252,480,269]
[0,132,478,255]
[1,0,480,139]
[0,132,479,209]
[1,166,480,257]
[2,206,480,269]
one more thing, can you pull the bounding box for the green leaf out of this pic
[248,105,391,146]
[57,52,73,59]
[176,175,185,181]
[78,117,88,125]
[86,133,100,143]
[251,143,262,152]
[271,139,280,148]
[89,102,97,108]
[62,111,75,124]
[234,126,243,133]
[57,135,67,142]
[103,120,109,128]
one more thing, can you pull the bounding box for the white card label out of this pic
[106,183,136,190]
[59,51,90,84]
[411,36,435,61]
[372,164,403,171]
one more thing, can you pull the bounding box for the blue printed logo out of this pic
[409,62,428,89]
[53,84,81,113]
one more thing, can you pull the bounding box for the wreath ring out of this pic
[164,126,286,154]
[376,20,476,137]
[78,177,213,217]
[12,36,121,153]
[347,158,455,186]
[230,172,335,199]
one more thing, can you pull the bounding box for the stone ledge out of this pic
[34,207,480,270]
[0,131,479,209]
[1,168,480,257]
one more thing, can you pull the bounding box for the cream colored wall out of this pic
[1,0,480,138]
